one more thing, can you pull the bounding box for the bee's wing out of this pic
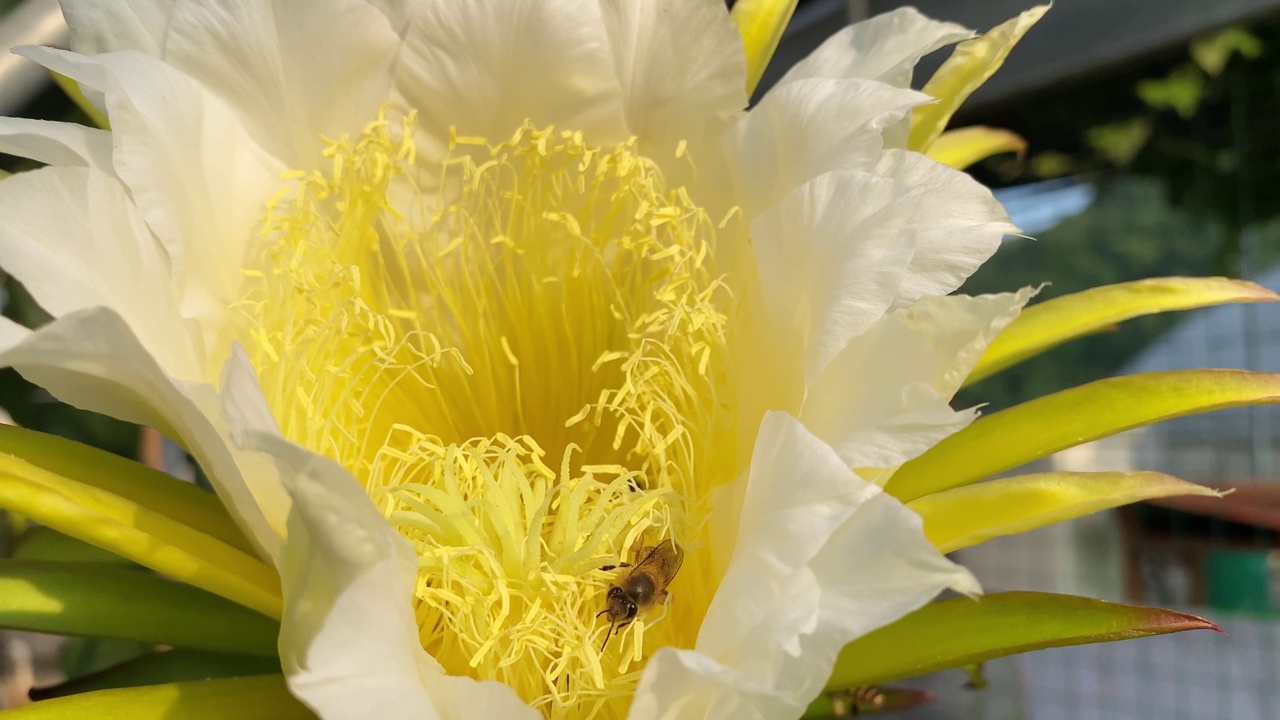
[634,539,684,589]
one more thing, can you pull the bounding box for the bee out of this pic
[828,686,885,716]
[597,538,684,650]
[827,685,935,716]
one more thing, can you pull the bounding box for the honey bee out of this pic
[828,686,885,716]
[597,538,684,650]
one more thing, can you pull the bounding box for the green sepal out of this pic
[10,527,133,565]
[0,452,282,618]
[32,649,281,701]
[825,592,1218,691]
[0,675,312,719]
[910,471,1219,553]
[49,72,110,129]
[0,424,252,554]
[0,559,278,656]
[967,277,1277,386]
[731,0,800,94]
[888,369,1280,502]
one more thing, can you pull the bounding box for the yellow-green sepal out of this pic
[0,675,313,719]
[910,5,1049,152]
[0,439,281,618]
[49,72,110,130]
[0,425,253,554]
[910,471,1221,553]
[887,369,1280,502]
[730,0,799,94]
[0,559,278,656]
[925,126,1027,170]
[823,592,1218,692]
[968,277,1278,386]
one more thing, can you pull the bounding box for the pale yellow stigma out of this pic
[237,110,743,718]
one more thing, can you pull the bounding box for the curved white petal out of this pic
[630,412,976,719]
[600,0,745,156]
[163,0,401,169]
[730,78,926,217]
[223,374,536,720]
[751,170,920,381]
[60,0,176,55]
[395,0,625,153]
[0,117,113,171]
[780,7,972,89]
[802,290,1033,468]
[0,307,286,561]
[17,46,283,359]
[874,150,1018,306]
[0,165,197,377]
[627,647,789,720]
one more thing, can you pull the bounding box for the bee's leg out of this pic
[629,534,647,557]
[649,597,671,625]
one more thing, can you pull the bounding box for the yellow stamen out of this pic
[237,109,744,718]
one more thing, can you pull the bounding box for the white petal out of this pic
[230,426,535,720]
[0,307,286,561]
[802,291,1033,468]
[163,0,401,169]
[627,646,786,720]
[221,345,283,439]
[751,170,921,381]
[874,150,1018,306]
[395,0,625,152]
[599,0,745,156]
[780,7,972,89]
[0,316,29,348]
[17,47,283,357]
[0,117,113,171]
[730,78,926,217]
[60,0,176,55]
[0,166,201,377]
[632,413,975,719]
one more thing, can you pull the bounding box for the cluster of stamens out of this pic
[237,110,740,717]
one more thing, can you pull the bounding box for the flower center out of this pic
[237,111,745,717]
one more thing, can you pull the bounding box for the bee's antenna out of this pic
[600,620,615,652]
[595,608,610,619]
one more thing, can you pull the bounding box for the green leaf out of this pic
[0,675,313,720]
[910,6,1049,152]
[0,560,278,656]
[33,649,281,700]
[1084,118,1154,167]
[887,370,1280,502]
[1136,64,1207,118]
[826,592,1219,690]
[0,462,282,618]
[730,0,799,94]
[967,277,1277,385]
[11,527,133,565]
[0,425,253,554]
[1191,26,1263,77]
[910,471,1221,553]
